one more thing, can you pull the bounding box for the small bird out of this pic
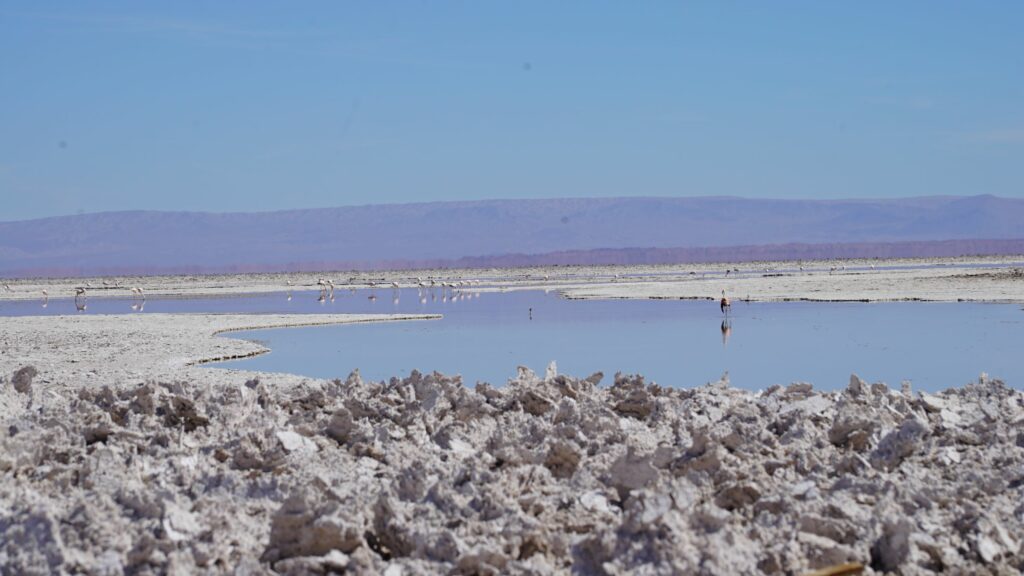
[2,283,10,292]
[720,290,731,316]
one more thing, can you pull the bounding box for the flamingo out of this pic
[41,289,48,308]
[720,290,731,316]
[2,283,10,292]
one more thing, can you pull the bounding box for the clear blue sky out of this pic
[1,1,1022,220]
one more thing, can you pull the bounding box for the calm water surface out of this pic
[206,290,1022,392]
[4,289,1021,391]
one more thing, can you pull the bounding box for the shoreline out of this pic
[2,268,1023,573]
[0,313,440,388]
[0,254,1022,304]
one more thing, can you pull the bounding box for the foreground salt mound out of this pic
[1,367,1022,574]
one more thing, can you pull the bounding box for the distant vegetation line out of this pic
[6,238,1024,279]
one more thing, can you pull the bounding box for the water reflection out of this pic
[2,288,1020,391]
[207,294,1021,392]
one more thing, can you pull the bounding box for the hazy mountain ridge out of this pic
[2,195,1023,276]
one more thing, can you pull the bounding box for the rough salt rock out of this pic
[847,374,868,396]
[797,531,859,569]
[780,394,832,416]
[263,490,364,563]
[518,389,555,416]
[919,392,947,413]
[870,418,929,471]
[446,437,475,457]
[276,430,319,454]
[2,347,1023,575]
[11,366,38,394]
[606,448,659,497]
[829,408,877,451]
[0,506,65,573]
[579,491,611,514]
[871,519,913,572]
[325,408,356,444]
[791,480,818,500]
[544,441,582,479]
[545,361,558,381]
[162,502,201,543]
[715,483,761,511]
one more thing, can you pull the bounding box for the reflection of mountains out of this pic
[3,195,1024,276]
[451,238,1024,268]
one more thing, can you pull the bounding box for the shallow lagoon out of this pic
[205,290,1022,392]
[3,288,1020,391]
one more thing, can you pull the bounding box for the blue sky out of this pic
[1,2,1022,220]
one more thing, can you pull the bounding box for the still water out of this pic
[205,290,1022,392]
[3,289,1020,391]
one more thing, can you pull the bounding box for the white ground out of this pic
[1,256,1023,573]
[2,255,1022,303]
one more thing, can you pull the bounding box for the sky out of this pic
[1,2,1022,220]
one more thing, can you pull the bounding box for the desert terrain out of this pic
[1,256,1023,574]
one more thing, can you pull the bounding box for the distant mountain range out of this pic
[2,195,1023,277]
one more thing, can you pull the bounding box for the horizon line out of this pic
[0,193,1008,224]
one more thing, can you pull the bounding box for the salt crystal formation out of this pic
[1,367,1022,574]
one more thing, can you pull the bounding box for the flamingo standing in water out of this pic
[41,289,49,307]
[720,290,731,317]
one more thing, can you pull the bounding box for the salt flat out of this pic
[2,255,1022,303]
[1,257,1023,573]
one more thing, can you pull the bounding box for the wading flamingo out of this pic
[720,290,731,316]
